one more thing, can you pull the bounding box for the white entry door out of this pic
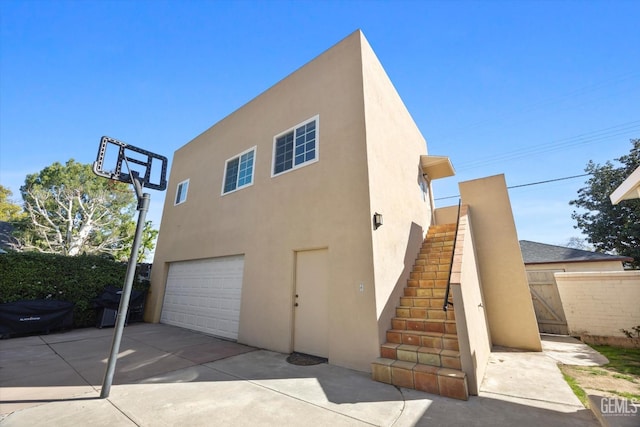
[161,255,244,340]
[293,249,329,358]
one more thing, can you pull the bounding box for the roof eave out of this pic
[420,155,455,180]
[610,167,640,205]
[524,257,633,265]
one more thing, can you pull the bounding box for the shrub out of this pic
[0,251,148,328]
[621,326,640,338]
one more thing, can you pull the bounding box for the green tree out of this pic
[138,221,159,262]
[16,159,156,261]
[0,185,24,221]
[113,220,158,262]
[570,139,640,268]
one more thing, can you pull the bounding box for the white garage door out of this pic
[161,255,244,340]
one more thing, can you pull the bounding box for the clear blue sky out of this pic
[1,0,639,252]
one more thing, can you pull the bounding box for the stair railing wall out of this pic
[443,199,461,312]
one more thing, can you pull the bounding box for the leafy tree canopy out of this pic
[15,159,156,261]
[0,185,24,222]
[570,139,640,268]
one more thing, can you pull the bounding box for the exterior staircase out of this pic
[371,223,469,400]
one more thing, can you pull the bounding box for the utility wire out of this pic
[432,71,640,141]
[434,173,591,201]
[508,173,590,189]
[452,120,640,171]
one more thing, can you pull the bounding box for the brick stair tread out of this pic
[395,306,456,320]
[380,341,462,369]
[400,296,446,302]
[398,298,444,307]
[397,304,449,310]
[416,264,451,270]
[406,279,449,288]
[404,287,447,295]
[381,343,460,357]
[424,231,454,235]
[398,300,446,308]
[373,361,465,378]
[392,315,458,335]
[385,330,460,349]
[371,357,469,400]
[396,305,455,315]
[387,329,458,339]
[392,316,456,324]
[416,254,453,260]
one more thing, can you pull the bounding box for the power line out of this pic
[452,120,640,171]
[430,72,640,143]
[508,173,590,189]
[434,173,591,201]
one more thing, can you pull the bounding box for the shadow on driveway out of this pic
[1,323,599,426]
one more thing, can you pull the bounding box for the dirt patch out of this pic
[560,364,640,399]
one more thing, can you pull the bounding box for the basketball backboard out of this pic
[93,136,167,191]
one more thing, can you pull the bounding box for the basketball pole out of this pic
[100,172,149,398]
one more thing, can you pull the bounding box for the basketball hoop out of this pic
[93,136,167,191]
[92,136,167,398]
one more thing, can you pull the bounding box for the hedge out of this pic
[0,251,148,328]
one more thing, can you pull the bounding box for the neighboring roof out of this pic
[610,166,640,204]
[519,240,633,264]
[0,221,19,250]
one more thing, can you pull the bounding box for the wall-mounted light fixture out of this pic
[373,212,383,230]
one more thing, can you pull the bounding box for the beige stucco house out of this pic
[147,30,541,400]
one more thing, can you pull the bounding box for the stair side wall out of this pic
[449,205,491,395]
[459,175,542,351]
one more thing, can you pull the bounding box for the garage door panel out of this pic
[161,255,244,340]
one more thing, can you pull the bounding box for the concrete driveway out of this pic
[0,323,599,426]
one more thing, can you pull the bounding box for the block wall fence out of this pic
[555,271,640,338]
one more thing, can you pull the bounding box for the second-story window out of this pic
[272,116,318,176]
[175,179,189,205]
[222,147,256,195]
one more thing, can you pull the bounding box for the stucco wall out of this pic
[459,175,541,351]
[359,34,431,346]
[148,30,432,372]
[449,205,491,395]
[434,205,458,225]
[555,271,640,337]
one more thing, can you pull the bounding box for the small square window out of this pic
[222,147,256,195]
[175,179,189,205]
[272,116,318,177]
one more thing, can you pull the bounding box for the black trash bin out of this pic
[0,300,74,338]
[92,286,146,328]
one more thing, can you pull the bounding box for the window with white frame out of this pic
[175,179,189,205]
[223,147,256,194]
[272,116,318,176]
